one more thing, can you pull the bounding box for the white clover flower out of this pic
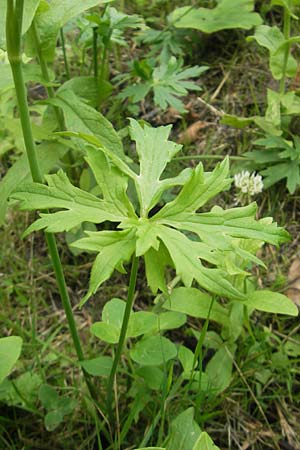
[234,170,263,204]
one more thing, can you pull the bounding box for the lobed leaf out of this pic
[11,171,128,235]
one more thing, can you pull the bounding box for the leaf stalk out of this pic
[106,256,139,422]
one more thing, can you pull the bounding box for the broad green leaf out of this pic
[90,298,183,343]
[0,336,22,384]
[248,25,298,79]
[39,384,59,410]
[129,119,182,215]
[205,343,236,393]
[49,91,125,159]
[74,230,136,305]
[11,171,127,235]
[154,158,230,218]
[59,76,110,107]
[0,141,68,225]
[80,356,113,376]
[0,0,40,50]
[245,290,298,316]
[44,410,64,431]
[192,432,220,450]
[167,408,201,450]
[178,345,195,376]
[170,0,262,33]
[136,366,164,390]
[128,312,158,337]
[221,114,254,128]
[130,336,177,366]
[157,225,245,300]
[164,287,229,325]
[26,0,112,61]
[154,311,186,332]
[90,322,120,344]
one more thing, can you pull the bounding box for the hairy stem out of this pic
[106,256,139,422]
[6,0,98,405]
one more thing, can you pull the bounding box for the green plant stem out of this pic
[6,0,99,408]
[60,27,70,80]
[93,27,99,79]
[106,256,139,423]
[280,3,292,95]
[173,154,250,161]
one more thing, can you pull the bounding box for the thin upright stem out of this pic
[6,0,98,406]
[93,27,99,79]
[280,3,292,95]
[106,256,139,422]
[60,27,70,80]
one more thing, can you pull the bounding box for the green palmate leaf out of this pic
[11,120,291,306]
[167,408,201,450]
[11,171,128,235]
[248,25,298,79]
[170,0,262,33]
[0,0,40,50]
[25,0,112,61]
[192,433,220,450]
[164,287,229,325]
[245,290,298,316]
[119,57,207,113]
[154,158,230,218]
[130,336,177,366]
[0,141,68,225]
[85,146,135,218]
[49,91,126,159]
[157,225,245,300]
[261,162,300,193]
[129,119,182,215]
[158,203,290,247]
[74,230,136,305]
[0,336,23,384]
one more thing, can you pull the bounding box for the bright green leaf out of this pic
[245,290,298,316]
[80,356,113,376]
[130,336,177,366]
[164,287,229,325]
[0,336,22,384]
[167,408,201,450]
[170,0,262,33]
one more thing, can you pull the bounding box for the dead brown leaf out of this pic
[286,258,300,307]
[178,120,213,144]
